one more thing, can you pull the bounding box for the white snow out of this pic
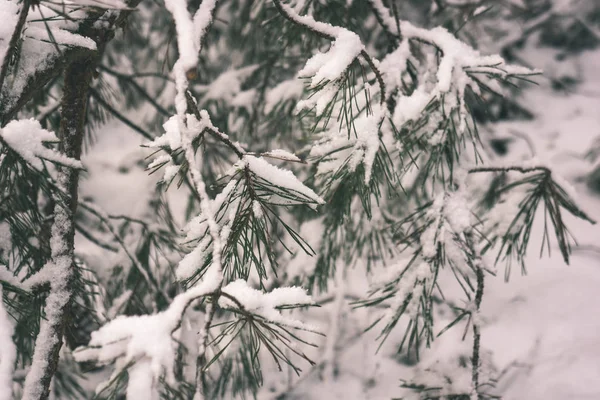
[219,279,316,330]
[198,65,259,105]
[244,155,325,205]
[347,107,385,183]
[16,2,596,400]
[264,78,305,113]
[0,119,83,170]
[379,40,411,95]
[74,263,224,397]
[393,88,431,127]
[261,149,301,162]
[163,0,198,74]
[299,29,364,87]
[0,0,20,71]
[309,102,385,184]
[192,0,218,52]
[25,26,96,50]
[176,237,210,281]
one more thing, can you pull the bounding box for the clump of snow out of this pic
[219,279,316,329]
[146,116,182,149]
[262,149,301,162]
[25,26,96,50]
[444,190,473,234]
[393,88,431,127]
[347,107,385,183]
[75,312,178,399]
[264,78,305,113]
[0,119,83,170]
[0,0,19,70]
[198,65,259,104]
[377,259,433,327]
[379,40,411,95]
[146,111,244,156]
[176,178,242,281]
[244,155,325,205]
[176,236,210,281]
[300,30,364,87]
[310,105,386,184]
[74,265,223,399]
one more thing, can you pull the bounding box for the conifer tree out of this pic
[0,0,595,399]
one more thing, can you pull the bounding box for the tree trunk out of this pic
[21,55,95,400]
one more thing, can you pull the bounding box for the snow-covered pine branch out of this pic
[0,119,83,170]
[75,0,325,398]
[1,0,597,398]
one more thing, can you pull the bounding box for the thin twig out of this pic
[184,90,245,158]
[195,294,218,399]
[468,165,551,175]
[0,0,31,95]
[79,200,170,304]
[465,232,484,400]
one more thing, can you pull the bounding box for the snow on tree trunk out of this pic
[22,56,94,400]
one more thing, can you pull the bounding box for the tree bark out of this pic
[21,55,95,400]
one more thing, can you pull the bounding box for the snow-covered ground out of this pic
[78,41,600,400]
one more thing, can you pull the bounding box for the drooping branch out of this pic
[471,264,484,400]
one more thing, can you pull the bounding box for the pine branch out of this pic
[468,165,551,175]
[466,232,485,400]
[195,294,218,400]
[367,0,401,44]
[185,91,246,158]
[162,2,229,397]
[271,0,386,104]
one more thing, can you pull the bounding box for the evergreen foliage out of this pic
[0,0,597,399]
